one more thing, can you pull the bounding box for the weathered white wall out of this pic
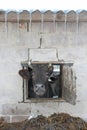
[0,19,87,122]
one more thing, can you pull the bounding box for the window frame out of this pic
[20,61,76,105]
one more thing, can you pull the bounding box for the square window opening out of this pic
[27,63,62,99]
[19,62,76,105]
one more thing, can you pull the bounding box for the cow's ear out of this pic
[19,69,30,80]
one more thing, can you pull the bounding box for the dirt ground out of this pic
[0,113,87,130]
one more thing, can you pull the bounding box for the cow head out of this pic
[32,64,49,97]
[19,63,60,98]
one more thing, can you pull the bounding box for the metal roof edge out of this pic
[0,9,87,14]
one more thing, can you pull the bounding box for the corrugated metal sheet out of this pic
[0,9,86,13]
[0,9,87,22]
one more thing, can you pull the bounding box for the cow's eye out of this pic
[41,85,43,88]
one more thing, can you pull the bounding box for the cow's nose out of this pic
[35,84,44,88]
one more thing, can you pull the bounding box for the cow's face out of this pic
[32,64,49,96]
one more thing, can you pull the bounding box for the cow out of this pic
[19,63,60,98]
[29,64,53,98]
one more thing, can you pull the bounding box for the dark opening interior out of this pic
[27,63,62,99]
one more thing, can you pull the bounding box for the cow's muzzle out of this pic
[33,84,46,96]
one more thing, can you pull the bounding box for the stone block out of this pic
[12,115,29,122]
[78,34,87,46]
[32,22,41,32]
[43,22,54,33]
[30,48,58,62]
[0,46,28,63]
[0,32,7,45]
[66,22,77,34]
[7,22,18,45]
[31,102,59,116]
[0,74,22,103]
[0,116,10,123]
[18,32,40,48]
[0,22,5,32]
[2,103,31,115]
[42,33,66,48]
[56,22,66,34]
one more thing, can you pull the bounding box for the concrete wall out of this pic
[0,11,87,122]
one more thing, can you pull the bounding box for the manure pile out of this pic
[0,113,87,130]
